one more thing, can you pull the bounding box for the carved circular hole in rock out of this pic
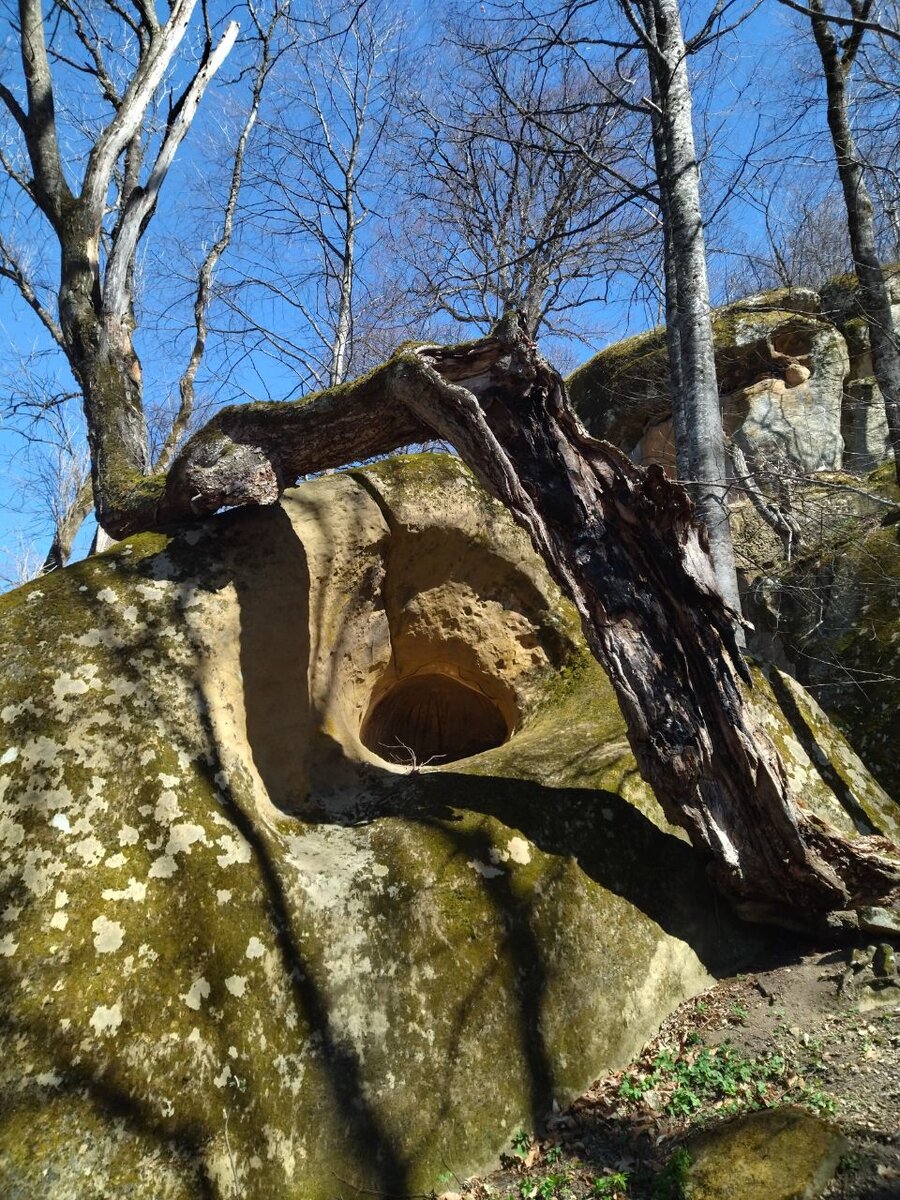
[361,673,510,766]
[772,328,813,361]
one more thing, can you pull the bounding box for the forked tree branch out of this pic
[778,0,900,42]
[0,81,28,131]
[0,231,66,349]
[103,19,239,318]
[156,9,278,470]
[16,0,73,224]
[40,475,94,573]
[81,0,199,226]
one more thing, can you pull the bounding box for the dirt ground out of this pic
[453,936,900,1200]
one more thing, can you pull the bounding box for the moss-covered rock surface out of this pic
[683,1106,849,1200]
[760,464,900,802]
[566,279,898,476]
[0,455,893,1198]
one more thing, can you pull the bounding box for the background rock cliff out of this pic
[568,269,900,478]
[567,273,900,804]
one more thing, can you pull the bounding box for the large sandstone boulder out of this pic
[568,288,850,475]
[568,276,900,479]
[0,455,895,1198]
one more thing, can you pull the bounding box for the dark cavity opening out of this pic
[361,673,510,766]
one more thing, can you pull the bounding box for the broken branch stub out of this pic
[160,320,900,922]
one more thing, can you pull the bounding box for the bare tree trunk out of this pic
[40,477,94,573]
[149,321,899,926]
[805,0,900,484]
[54,214,151,534]
[331,203,355,386]
[643,3,689,477]
[633,0,743,619]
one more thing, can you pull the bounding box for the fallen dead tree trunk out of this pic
[111,318,900,928]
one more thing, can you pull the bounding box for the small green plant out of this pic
[545,1145,563,1164]
[511,1129,532,1158]
[728,1003,750,1023]
[518,1180,572,1200]
[618,1074,650,1102]
[617,1039,837,1120]
[838,1151,863,1173]
[801,1085,838,1116]
[652,1147,691,1200]
[592,1170,630,1197]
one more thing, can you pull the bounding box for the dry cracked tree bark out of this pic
[114,316,900,933]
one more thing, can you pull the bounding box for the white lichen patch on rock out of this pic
[182,977,212,1010]
[92,915,125,953]
[225,974,247,997]
[216,832,252,867]
[507,836,531,865]
[468,857,505,879]
[244,937,265,960]
[51,670,93,704]
[90,1002,123,1035]
[102,878,147,903]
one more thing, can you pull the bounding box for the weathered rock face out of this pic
[751,463,900,803]
[568,277,897,478]
[0,455,895,1198]
[821,265,900,473]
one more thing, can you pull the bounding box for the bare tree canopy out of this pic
[394,31,651,345]
[463,0,745,611]
[223,0,408,391]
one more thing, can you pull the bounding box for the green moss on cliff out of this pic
[770,513,900,802]
[867,459,900,503]
[567,327,669,444]
[567,295,833,444]
[822,526,900,797]
[357,449,470,495]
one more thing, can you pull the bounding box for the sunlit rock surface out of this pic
[822,265,900,473]
[0,454,895,1198]
[684,1106,848,1200]
[568,275,898,477]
